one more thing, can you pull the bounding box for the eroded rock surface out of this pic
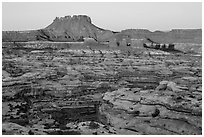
[2,42,202,135]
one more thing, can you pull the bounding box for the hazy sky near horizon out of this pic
[2,2,202,31]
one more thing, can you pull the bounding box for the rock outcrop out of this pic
[44,15,114,42]
[2,42,202,134]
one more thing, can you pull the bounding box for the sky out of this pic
[2,2,202,31]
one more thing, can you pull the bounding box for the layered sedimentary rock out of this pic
[2,14,202,135]
[2,41,202,134]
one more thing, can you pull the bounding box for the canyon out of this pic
[2,15,202,135]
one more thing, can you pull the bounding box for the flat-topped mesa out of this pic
[45,15,93,32]
[72,15,92,23]
[51,15,92,27]
[2,15,114,42]
[2,15,202,44]
[42,15,114,42]
[54,15,91,20]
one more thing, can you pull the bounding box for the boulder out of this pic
[2,70,11,79]
[155,81,168,91]
[167,81,183,92]
[156,81,186,92]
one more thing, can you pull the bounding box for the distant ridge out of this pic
[119,29,202,44]
[2,15,202,44]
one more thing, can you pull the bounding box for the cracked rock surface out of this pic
[2,42,202,135]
